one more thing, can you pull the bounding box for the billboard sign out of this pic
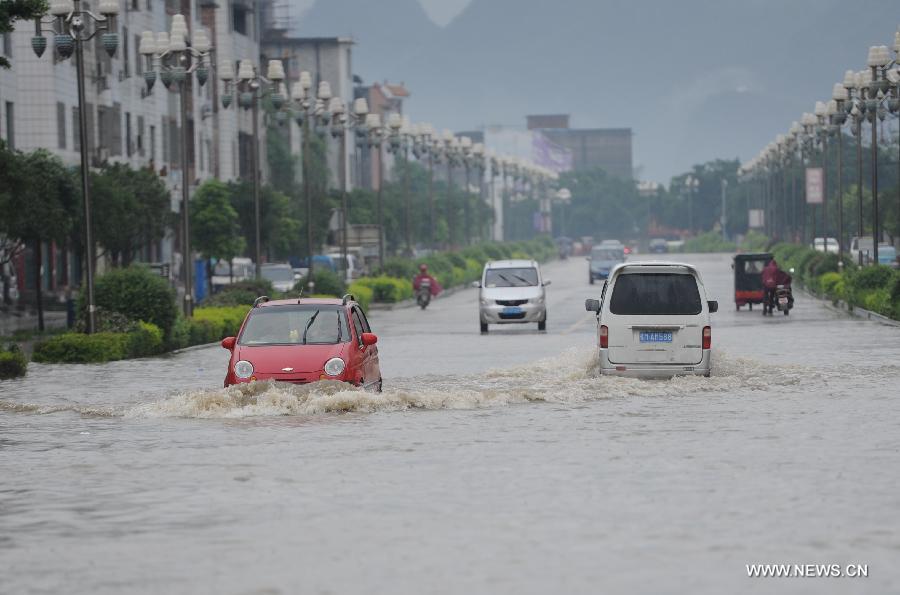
[805,168,824,204]
[748,209,765,229]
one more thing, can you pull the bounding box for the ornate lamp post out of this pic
[362,112,385,266]
[328,97,367,282]
[684,175,699,234]
[813,100,830,243]
[139,16,213,317]
[862,44,894,264]
[32,0,121,333]
[442,131,462,248]
[386,114,415,256]
[218,59,286,280]
[412,123,437,248]
[289,74,334,290]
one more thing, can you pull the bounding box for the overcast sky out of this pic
[291,0,471,26]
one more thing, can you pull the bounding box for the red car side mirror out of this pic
[221,336,236,350]
[361,332,378,346]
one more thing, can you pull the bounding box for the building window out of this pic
[122,25,130,77]
[5,102,14,149]
[232,1,249,35]
[125,112,132,156]
[134,34,143,75]
[57,102,67,149]
[2,33,12,58]
[149,124,156,161]
[72,107,80,150]
[137,115,144,156]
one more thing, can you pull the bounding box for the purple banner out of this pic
[532,132,573,173]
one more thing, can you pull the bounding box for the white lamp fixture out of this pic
[266,60,284,81]
[237,59,254,81]
[353,98,369,117]
[317,81,332,101]
[299,71,312,91]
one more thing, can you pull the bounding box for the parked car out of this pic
[850,236,874,265]
[587,243,625,284]
[325,252,362,283]
[261,263,296,293]
[877,244,898,269]
[211,257,254,290]
[585,261,718,378]
[812,237,839,254]
[221,296,381,391]
[476,259,550,333]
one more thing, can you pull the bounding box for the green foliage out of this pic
[818,272,846,302]
[126,321,164,358]
[0,344,27,379]
[681,231,736,253]
[295,269,346,297]
[91,163,171,266]
[848,265,895,291]
[346,283,373,312]
[380,257,419,280]
[87,266,178,337]
[740,230,771,252]
[192,180,245,264]
[352,276,413,303]
[203,279,274,307]
[166,306,251,351]
[33,332,130,363]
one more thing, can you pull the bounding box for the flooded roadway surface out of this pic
[2,253,900,594]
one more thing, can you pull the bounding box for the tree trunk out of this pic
[35,240,45,332]
[229,259,233,284]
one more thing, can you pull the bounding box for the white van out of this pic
[477,259,549,333]
[585,262,717,378]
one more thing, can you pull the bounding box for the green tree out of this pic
[0,149,77,329]
[0,141,26,304]
[90,163,172,266]
[0,0,46,68]
[191,180,245,296]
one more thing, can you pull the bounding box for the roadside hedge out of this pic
[0,345,27,379]
[82,266,179,338]
[351,276,413,303]
[771,241,900,319]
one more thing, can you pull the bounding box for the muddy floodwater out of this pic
[2,254,899,594]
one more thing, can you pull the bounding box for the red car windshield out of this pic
[239,305,350,345]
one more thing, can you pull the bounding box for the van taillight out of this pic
[599,325,609,348]
[702,326,711,349]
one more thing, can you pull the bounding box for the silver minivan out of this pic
[476,259,549,334]
[585,262,717,378]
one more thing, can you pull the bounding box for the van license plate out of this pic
[502,306,523,315]
[639,331,672,343]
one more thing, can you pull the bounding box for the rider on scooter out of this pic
[413,264,442,298]
[762,259,791,315]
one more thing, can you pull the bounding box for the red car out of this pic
[221,296,382,391]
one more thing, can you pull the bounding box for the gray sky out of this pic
[292,0,471,26]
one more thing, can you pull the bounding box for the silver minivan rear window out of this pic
[609,273,702,315]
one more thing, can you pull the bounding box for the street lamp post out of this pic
[33,0,122,333]
[363,113,385,266]
[289,74,333,291]
[139,16,213,317]
[327,97,367,283]
[684,175,699,235]
[413,124,436,249]
[219,59,286,281]
[442,131,460,248]
[863,44,896,264]
[831,84,850,257]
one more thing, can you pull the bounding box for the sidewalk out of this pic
[0,310,68,337]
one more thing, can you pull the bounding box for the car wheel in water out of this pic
[480,321,488,334]
[538,319,546,331]
[784,309,789,316]
[376,379,383,393]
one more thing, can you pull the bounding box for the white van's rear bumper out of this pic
[598,349,711,378]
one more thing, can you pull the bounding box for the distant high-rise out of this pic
[526,115,633,180]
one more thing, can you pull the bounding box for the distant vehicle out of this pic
[212,257,254,290]
[733,253,772,311]
[587,244,625,284]
[649,238,669,254]
[585,261,717,378]
[850,236,874,265]
[325,252,362,283]
[877,244,898,269]
[812,237,839,254]
[221,296,381,391]
[291,255,339,282]
[666,239,685,252]
[261,263,296,293]
[476,259,549,333]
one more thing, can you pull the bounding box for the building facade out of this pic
[527,114,633,180]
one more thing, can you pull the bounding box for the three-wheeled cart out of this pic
[733,253,772,310]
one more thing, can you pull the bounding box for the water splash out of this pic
[122,349,819,419]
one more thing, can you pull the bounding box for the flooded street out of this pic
[2,253,900,594]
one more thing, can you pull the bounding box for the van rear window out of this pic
[609,273,702,315]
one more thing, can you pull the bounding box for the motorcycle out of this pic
[774,283,794,315]
[416,279,432,310]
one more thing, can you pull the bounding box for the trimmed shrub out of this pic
[0,345,27,379]
[204,279,274,307]
[127,322,164,358]
[862,289,892,316]
[849,265,894,292]
[193,305,250,340]
[353,276,413,303]
[86,266,178,337]
[346,282,373,311]
[294,269,346,297]
[818,272,846,302]
[33,332,130,363]
[682,231,736,253]
[167,317,191,351]
[379,257,418,280]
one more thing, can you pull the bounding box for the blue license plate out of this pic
[502,306,523,315]
[639,331,672,343]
